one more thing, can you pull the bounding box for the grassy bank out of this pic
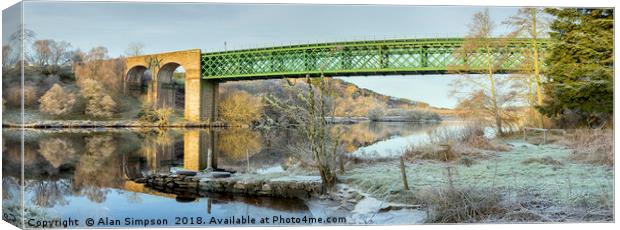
[340,130,614,223]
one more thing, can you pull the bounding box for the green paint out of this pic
[201,37,550,80]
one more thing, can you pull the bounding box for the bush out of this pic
[39,84,77,116]
[558,129,613,166]
[79,79,117,118]
[389,109,441,121]
[4,84,38,107]
[404,122,509,162]
[368,108,384,121]
[218,90,262,125]
[137,105,174,126]
[417,186,506,223]
[521,156,564,166]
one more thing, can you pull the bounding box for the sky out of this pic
[3,2,523,108]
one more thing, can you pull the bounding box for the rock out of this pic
[175,170,198,176]
[233,183,246,190]
[134,178,147,183]
[207,171,231,178]
[261,183,272,191]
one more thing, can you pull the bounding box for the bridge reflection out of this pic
[183,129,218,171]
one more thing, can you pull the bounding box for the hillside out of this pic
[220,78,437,117]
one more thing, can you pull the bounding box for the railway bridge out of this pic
[125,37,548,122]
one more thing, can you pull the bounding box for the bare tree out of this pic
[32,39,52,66]
[450,9,516,136]
[504,8,549,127]
[125,42,145,56]
[265,74,342,191]
[2,45,15,69]
[49,40,72,66]
[9,25,36,64]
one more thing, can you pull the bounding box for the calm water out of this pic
[2,121,464,227]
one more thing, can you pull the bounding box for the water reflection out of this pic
[2,121,459,225]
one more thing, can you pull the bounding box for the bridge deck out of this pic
[201,37,549,80]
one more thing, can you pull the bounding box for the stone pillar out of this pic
[185,78,219,123]
[146,70,159,107]
[202,80,219,122]
[184,67,202,122]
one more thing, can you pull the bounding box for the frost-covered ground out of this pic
[341,140,614,222]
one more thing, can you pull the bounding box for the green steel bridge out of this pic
[200,37,549,81]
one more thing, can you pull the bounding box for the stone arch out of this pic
[156,62,185,110]
[125,65,150,89]
[124,65,152,101]
[124,49,214,122]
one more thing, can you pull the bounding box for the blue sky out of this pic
[5,2,524,108]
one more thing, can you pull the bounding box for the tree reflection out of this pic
[218,128,263,162]
[138,130,178,173]
[27,180,70,208]
[38,138,76,168]
[72,135,122,203]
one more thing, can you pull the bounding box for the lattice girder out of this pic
[201,37,549,80]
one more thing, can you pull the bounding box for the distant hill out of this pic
[220,78,438,117]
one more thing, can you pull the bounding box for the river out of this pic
[2,121,465,226]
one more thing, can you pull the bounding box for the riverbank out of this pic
[2,119,225,128]
[340,138,614,223]
[132,170,428,224]
[2,115,443,128]
[134,171,323,199]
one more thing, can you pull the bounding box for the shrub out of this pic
[39,84,76,116]
[79,79,117,118]
[417,186,506,223]
[521,156,564,166]
[404,122,509,162]
[137,105,174,126]
[402,109,442,121]
[5,84,38,107]
[459,156,476,167]
[74,48,125,94]
[218,90,262,125]
[557,129,613,166]
[368,108,384,121]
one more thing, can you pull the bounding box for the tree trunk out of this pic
[531,8,544,128]
[486,46,503,136]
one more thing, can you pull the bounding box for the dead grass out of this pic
[557,129,613,166]
[403,123,510,163]
[521,156,564,166]
[416,186,506,223]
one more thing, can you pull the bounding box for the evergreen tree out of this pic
[539,8,613,127]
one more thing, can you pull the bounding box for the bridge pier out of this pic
[185,76,218,122]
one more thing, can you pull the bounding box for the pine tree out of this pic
[539,8,613,127]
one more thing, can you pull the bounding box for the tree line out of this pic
[452,8,613,135]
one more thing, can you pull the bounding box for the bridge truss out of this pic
[201,37,549,80]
